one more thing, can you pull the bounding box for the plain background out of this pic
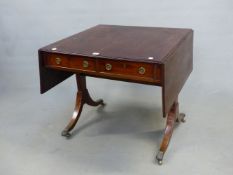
[1,0,233,174]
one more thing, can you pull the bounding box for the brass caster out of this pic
[101,101,106,106]
[156,151,164,165]
[158,160,163,165]
[176,113,186,123]
[180,113,186,123]
[61,130,71,138]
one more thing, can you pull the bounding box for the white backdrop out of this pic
[1,0,233,174]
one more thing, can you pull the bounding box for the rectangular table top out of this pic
[40,25,192,64]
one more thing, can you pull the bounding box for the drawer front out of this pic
[45,53,70,67]
[98,59,156,80]
[69,56,96,72]
[44,54,160,83]
[44,54,96,72]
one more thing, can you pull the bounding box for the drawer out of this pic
[69,56,96,72]
[44,54,96,72]
[98,59,158,81]
[45,53,70,67]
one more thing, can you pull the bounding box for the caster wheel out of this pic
[156,151,164,165]
[176,113,186,123]
[180,113,186,123]
[158,160,163,165]
[101,102,106,106]
[61,130,71,138]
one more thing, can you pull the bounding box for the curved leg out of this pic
[85,89,105,106]
[61,74,105,138]
[61,91,84,137]
[156,100,185,165]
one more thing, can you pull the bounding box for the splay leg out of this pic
[85,89,105,106]
[61,74,105,138]
[61,91,84,137]
[156,99,185,165]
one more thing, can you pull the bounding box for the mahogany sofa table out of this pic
[38,25,193,165]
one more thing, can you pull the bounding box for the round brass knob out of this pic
[105,63,112,71]
[55,57,61,64]
[83,60,89,68]
[138,67,146,74]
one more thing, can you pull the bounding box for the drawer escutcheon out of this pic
[83,60,89,68]
[55,57,62,65]
[105,63,112,71]
[138,66,146,74]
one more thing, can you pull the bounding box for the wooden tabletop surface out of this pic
[40,25,192,63]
